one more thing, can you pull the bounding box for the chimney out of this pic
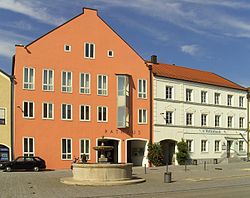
[82,7,98,15]
[151,55,157,64]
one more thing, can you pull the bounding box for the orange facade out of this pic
[13,8,150,169]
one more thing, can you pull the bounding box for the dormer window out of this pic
[64,44,71,52]
[107,50,114,57]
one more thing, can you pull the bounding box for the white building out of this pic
[151,60,248,165]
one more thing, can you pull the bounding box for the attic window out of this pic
[107,50,114,58]
[64,44,71,52]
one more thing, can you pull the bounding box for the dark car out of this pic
[0,156,46,172]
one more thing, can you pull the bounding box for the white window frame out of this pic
[239,140,244,152]
[201,114,207,126]
[97,106,108,122]
[23,101,35,119]
[61,71,72,93]
[201,91,207,103]
[80,73,91,94]
[107,50,114,57]
[42,69,54,91]
[23,67,35,90]
[228,116,233,128]
[138,109,147,124]
[239,96,244,108]
[227,95,233,106]
[42,102,54,120]
[214,93,220,105]
[97,74,108,96]
[61,104,72,120]
[186,139,194,153]
[23,137,35,157]
[79,139,91,160]
[214,140,221,152]
[84,42,95,59]
[201,140,208,152]
[0,107,6,125]
[166,86,173,100]
[166,111,173,125]
[64,44,71,52]
[215,115,220,127]
[61,138,72,160]
[239,117,244,128]
[186,89,192,102]
[80,105,91,121]
[138,79,147,99]
[186,113,193,126]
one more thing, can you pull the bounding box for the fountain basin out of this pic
[61,163,145,186]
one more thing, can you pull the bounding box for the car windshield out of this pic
[16,157,25,162]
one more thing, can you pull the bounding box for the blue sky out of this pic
[0,0,250,87]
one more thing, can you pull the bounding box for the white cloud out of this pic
[0,0,65,25]
[181,44,199,56]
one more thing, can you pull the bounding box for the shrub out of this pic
[176,139,190,165]
[147,143,164,166]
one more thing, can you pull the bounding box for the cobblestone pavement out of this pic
[1,162,250,198]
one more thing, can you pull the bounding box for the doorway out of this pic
[127,140,146,166]
[97,139,119,163]
[160,140,176,165]
[227,140,233,158]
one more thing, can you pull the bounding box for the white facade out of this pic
[154,76,248,164]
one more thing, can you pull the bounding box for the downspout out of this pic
[148,64,153,145]
[10,55,15,160]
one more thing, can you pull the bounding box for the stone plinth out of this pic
[61,163,145,186]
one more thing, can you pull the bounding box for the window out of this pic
[227,95,233,106]
[61,71,72,93]
[64,44,71,52]
[239,141,244,152]
[201,140,208,152]
[201,114,207,126]
[107,50,114,57]
[0,108,6,125]
[61,104,72,120]
[228,116,233,128]
[97,75,108,96]
[239,117,244,128]
[186,113,193,126]
[80,139,90,159]
[186,89,192,102]
[61,138,72,160]
[215,115,220,127]
[97,106,108,122]
[138,109,147,124]
[166,111,173,124]
[239,96,244,107]
[80,73,90,94]
[166,86,173,100]
[84,42,95,59]
[43,69,54,91]
[23,137,34,156]
[42,103,54,119]
[214,93,220,105]
[201,91,207,103]
[186,140,193,152]
[23,101,34,118]
[214,140,220,152]
[23,67,35,90]
[138,79,147,99]
[80,105,90,121]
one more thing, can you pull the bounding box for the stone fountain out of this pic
[61,137,145,186]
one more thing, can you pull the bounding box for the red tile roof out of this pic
[151,63,246,91]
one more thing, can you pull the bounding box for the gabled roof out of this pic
[151,62,246,91]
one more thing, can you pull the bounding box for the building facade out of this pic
[0,69,12,161]
[13,8,150,169]
[151,61,248,164]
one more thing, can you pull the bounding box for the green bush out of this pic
[176,139,190,165]
[147,143,164,166]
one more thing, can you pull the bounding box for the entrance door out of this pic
[227,141,233,158]
[160,140,176,165]
[97,139,118,163]
[0,145,9,161]
[127,140,146,166]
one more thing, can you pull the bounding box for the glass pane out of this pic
[24,138,28,152]
[90,44,94,58]
[67,105,71,119]
[118,76,125,96]
[139,110,142,123]
[43,70,48,85]
[24,68,28,82]
[85,43,89,57]
[62,72,66,86]
[85,74,89,88]
[85,140,89,153]
[67,140,71,153]
[49,104,53,118]
[80,73,84,87]
[29,102,33,117]
[81,106,84,120]
[29,138,33,152]
[30,69,34,83]
[103,107,107,121]
[98,107,102,121]
[24,102,28,117]
[49,70,53,85]
[62,104,66,119]
[67,72,71,86]
[98,76,102,89]
[62,139,66,153]
[85,106,89,120]
[43,103,47,118]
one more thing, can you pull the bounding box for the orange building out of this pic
[13,8,151,169]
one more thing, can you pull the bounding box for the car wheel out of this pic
[5,167,11,172]
[33,166,39,172]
